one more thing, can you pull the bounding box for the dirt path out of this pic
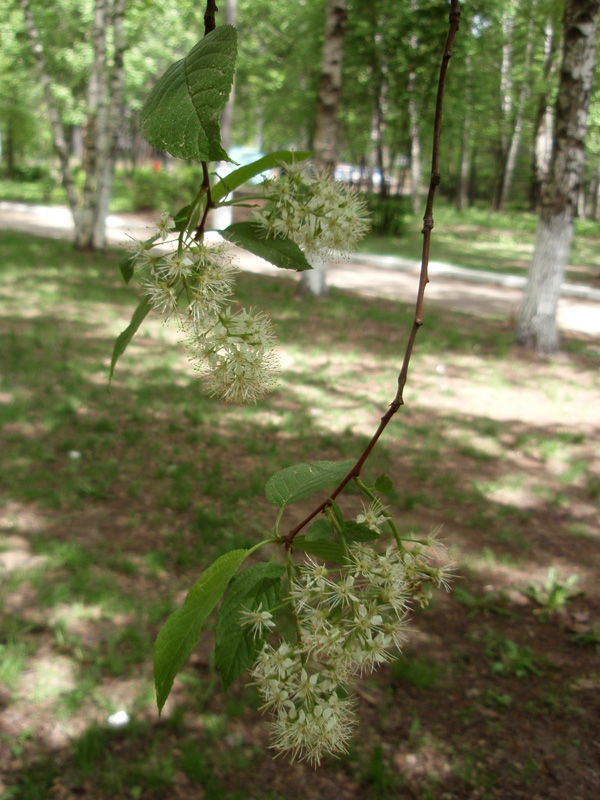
[1,203,598,337]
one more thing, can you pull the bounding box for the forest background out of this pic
[1,1,600,800]
[2,0,600,227]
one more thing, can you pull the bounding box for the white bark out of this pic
[408,22,420,214]
[19,0,80,218]
[457,53,472,211]
[530,19,556,210]
[94,0,126,249]
[517,0,598,354]
[312,0,347,173]
[408,80,421,214]
[19,0,125,250]
[301,0,347,297]
[498,4,536,211]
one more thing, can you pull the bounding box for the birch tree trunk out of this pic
[93,0,126,250]
[457,53,472,211]
[19,0,125,251]
[301,0,347,297]
[498,4,536,212]
[516,0,598,354]
[493,8,515,209]
[529,19,557,211]
[19,0,81,219]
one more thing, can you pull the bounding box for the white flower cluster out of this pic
[250,509,454,766]
[253,162,370,259]
[126,215,278,404]
[188,308,279,404]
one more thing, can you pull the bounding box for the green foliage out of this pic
[522,568,581,621]
[373,474,394,494]
[221,222,313,272]
[215,562,285,691]
[364,195,408,236]
[391,654,442,690]
[484,631,546,678]
[210,150,313,203]
[154,549,250,713]
[342,520,381,543]
[305,518,335,541]
[140,26,237,163]
[290,537,346,564]
[109,296,152,383]
[265,460,354,508]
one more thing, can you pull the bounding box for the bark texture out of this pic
[529,18,557,210]
[312,0,347,173]
[516,0,598,354]
[301,0,347,297]
[498,3,536,211]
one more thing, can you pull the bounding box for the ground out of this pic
[0,230,599,800]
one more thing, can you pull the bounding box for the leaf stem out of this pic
[195,162,214,240]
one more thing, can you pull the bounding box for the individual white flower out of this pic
[155,211,174,241]
[159,252,194,281]
[356,501,388,533]
[240,602,276,638]
[321,574,359,609]
[142,280,179,319]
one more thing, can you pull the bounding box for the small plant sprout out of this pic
[110,0,462,768]
[523,568,581,621]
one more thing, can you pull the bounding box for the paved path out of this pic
[1,202,598,337]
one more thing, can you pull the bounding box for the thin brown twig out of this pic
[204,0,218,35]
[283,0,461,550]
[195,162,214,240]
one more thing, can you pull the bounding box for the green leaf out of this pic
[172,204,191,233]
[265,460,353,509]
[292,537,346,564]
[119,234,159,284]
[154,549,249,713]
[140,26,237,163]
[374,474,394,494]
[215,562,285,692]
[330,499,345,527]
[211,150,313,203]
[343,521,380,543]
[220,222,312,272]
[119,254,136,285]
[109,296,153,383]
[306,518,335,542]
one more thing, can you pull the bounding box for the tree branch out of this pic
[283,0,461,550]
[204,0,218,35]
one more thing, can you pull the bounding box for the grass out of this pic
[1,228,599,799]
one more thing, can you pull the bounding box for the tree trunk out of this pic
[312,0,347,173]
[19,0,125,251]
[408,82,420,214]
[498,3,536,212]
[529,19,557,211]
[516,0,598,354]
[457,53,472,211]
[19,0,81,219]
[94,0,126,249]
[492,9,515,209]
[590,159,600,220]
[301,0,347,297]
